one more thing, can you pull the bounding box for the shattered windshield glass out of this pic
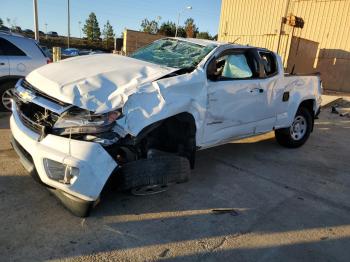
[130,38,217,69]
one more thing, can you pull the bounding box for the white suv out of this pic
[0,31,49,111]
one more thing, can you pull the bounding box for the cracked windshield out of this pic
[130,38,216,68]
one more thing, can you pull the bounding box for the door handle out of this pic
[250,88,264,93]
[0,62,5,66]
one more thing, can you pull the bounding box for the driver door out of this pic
[202,48,264,146]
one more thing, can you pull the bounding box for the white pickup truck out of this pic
[10,38,322,216]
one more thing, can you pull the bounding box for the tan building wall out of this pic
[218,0,350,92]
[123,29,164,55]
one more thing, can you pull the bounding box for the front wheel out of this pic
[275,107,313,148]
[0,81,17,112]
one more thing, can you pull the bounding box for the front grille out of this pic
[22,79,69,107]
[17,107,45,134]
[14,95,59,135]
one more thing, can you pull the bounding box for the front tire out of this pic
[0,80,17,112]
[119,154,190,192]
[275,107,313,148]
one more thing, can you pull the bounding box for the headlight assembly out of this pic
[52,107,121,135]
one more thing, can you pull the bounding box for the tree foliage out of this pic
[184,18,198,38]
[158,21,176,36]
[158,21,186,37]
[0,18,3,27]
[140,19,159,34]
[141,17,215,39]
[83,12,101,41]
[196,31,211,40]
[102,20,115,48]
[176,26,187,38]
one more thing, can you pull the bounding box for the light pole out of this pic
[175,6,192,38]
[45,23,48,39]
[33,0,39,42]
[67,0,70,48]
[78,21,81,38]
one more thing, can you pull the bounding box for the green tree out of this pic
[184,18,198,38]
[159,21,176,36]
[140,18,159,34]
[102,20,115,48]
[176,26,187,38]
[83,12,101,41]
[0,18,3,27]
[196,31,211,40]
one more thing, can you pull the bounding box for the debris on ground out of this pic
[212,208,239,216]
[330,99,350,118]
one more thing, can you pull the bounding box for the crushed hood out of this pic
[26,54,177,113]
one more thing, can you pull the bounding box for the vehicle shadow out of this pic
[0,112,10,129]
[1,110,350,261]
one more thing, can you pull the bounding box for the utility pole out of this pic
[67,0,70,48]
[33,0,39,42]
[277,0,291,54]
[45,23,48,39]
[175,6,192,38]
[78,21,81,38]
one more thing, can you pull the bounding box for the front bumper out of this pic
[10,102,118,214]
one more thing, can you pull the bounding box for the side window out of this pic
[210,52,258,80]
[0,37,26,56]
[259,51,277,77]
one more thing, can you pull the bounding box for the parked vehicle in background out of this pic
[79,49,106,56]
[11,26,22,33]
[0,32,49,111]
[78,49,92,56]
[89,50,106,55]
[10,38,322,216]
[23,29,34,35]
[0,26,10,32]
[47,31,58,37]
[62,48,80,57]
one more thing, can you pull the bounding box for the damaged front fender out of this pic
[116,70,208,145]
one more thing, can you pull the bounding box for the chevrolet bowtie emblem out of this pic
[18,90,36,102]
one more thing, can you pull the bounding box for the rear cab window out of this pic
[258,51,278,77]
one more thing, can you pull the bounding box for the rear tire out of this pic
[0,80,17,112]
[275,107,313,148]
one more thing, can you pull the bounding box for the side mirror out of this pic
[206,57,218,81]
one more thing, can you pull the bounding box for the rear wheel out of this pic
[275,107,313,148]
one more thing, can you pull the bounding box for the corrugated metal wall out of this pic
[218,0,350,92]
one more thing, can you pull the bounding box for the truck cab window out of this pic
[259,51,277,77]
[215,53,254,80]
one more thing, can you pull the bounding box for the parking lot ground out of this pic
[1,96,350,262]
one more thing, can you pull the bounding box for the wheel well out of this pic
[299,99,315,132]
[144,112,196,156]
[0,76,21,86]
[299,99,315,116]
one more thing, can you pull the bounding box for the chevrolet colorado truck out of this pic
[10,38,322,216]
